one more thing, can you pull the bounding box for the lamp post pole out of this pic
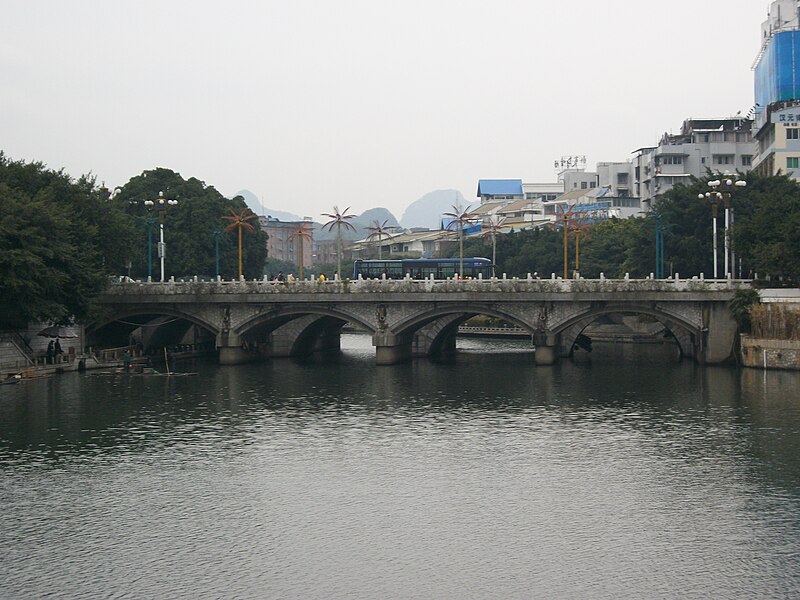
[146,217,154,280]
[144,199,156,281]
[212,229,221,278]
[654,212,665,279]
[701,175,746,278]
[145,191,179,282]
[699,186,720,278]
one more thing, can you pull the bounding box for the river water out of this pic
[2,334,800,599]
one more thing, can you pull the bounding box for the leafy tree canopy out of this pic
[461,172,800,283]
[113,168,267,280]
[0,152,134,326]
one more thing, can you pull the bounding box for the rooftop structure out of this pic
[476,179,523,203]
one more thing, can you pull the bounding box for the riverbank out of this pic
[740,335,800,370]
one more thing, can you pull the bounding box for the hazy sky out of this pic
[2,1,768,221]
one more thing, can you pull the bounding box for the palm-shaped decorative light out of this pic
[222,208,258,279]
[443,204,476,278]
[554,204,581,279]
[571,216,591,274]
[322,206,357,278]
[366,219,397,260]
[480,216,506,277]
[288,226,313,280]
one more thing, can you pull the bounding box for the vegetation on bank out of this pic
[0,154,266,327]
[750,305,800,341]
[4,150,800,330]
[460,172,800,283]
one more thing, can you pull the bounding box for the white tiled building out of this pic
[633,118,755,208]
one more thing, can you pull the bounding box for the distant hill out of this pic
[400,189,469,229]
[234,189,301,222]
[314,207,400,241]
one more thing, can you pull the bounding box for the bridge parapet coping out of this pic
[103,278,753,297]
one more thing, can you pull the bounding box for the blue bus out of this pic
[353,258,493,279]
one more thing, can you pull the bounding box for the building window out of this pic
[701,157,706,164]
[741,155,752,166]
[662,156,683,165]
[581,182,588,189]
[788,128,800,140]
[713,155,734,165]
[787,157,799,169]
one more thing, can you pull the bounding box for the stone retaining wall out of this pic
[740,335,800,370]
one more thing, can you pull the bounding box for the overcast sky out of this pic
[2,1,768,221]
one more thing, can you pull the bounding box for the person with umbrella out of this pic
[46,341,54,364]
[54,338,63,360]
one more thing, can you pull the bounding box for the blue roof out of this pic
[477,179,523,197]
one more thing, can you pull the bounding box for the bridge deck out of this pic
[104,277,752,300]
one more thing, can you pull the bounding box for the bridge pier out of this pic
[218,345,253,365]
[373,332,412,365]
[533,331,559,365]
[216,331,260,365]
[534,344,558,365]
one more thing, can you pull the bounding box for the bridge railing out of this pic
[103,274,754,295]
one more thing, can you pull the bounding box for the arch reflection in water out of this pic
[2,335,800,598]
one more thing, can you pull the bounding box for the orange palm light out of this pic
[223,208,258,279]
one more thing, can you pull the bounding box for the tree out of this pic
[322,206,357,278]
[731,173,800,280]
[0,152,134,326]
[113,168,267,279]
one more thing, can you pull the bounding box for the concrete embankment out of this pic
[740,335,800,370]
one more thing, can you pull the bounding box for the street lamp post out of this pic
[144,212,155,281]
[698,174,746,278]
[212,229,222,278]
[698,188,721,278]
[144,192,178,282]
[654,211,665,279]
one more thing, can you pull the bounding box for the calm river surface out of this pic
[2,334,800,599]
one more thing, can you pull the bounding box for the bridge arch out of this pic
[388,303,535,359]
[234,304,376,339]
[392,304,536,339]
[87,306,220,350]
[229,304,377,360]
[551,303,700,359]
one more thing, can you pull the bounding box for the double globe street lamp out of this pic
[144,191,178,282]
[698,174,746,278]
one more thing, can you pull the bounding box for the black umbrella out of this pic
[37,325,79,338]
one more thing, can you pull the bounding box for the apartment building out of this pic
[752,1,800,179]
[633,118,754,208]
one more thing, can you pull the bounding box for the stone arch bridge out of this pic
[92,277,750,366]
